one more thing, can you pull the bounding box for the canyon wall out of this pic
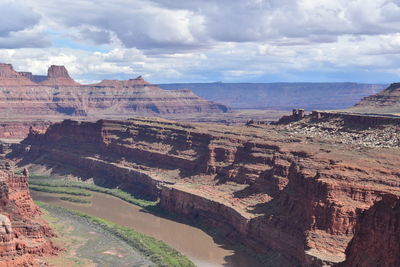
[12,118,400,266]
[39,65,80,86]
[0,63,229,119]
[0,62,229,139]
[0,121,52,140]
[1,64,396,266]
[0,162,57,266]
[0,64,36,86]
[338,194,400,267]
[352,82,400,114]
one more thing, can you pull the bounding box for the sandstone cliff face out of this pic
[0,121,51,139]
[18,72,47,83]
[92,75,151,87]
[39,65,81,86]
[0,63,229,118]
[352,82,400,113]
[13,118,400,266]
[0,162,57,266]
[0,64,36,86]
[338,194,400,267]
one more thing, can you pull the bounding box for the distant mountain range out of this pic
[159,82,387,110]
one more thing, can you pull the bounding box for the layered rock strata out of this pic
[352,82,400,113]
[0,63,229,118]
[18,72,47,83]
[39,65,80,86]
[12,118,400,266]
[338,194,400,267]
[0,121,51,139]
[0,162,57,266]
[0,64,36,86]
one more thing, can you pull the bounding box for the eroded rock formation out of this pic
[0,161,57,266]
[338,194,400,267]
[0,63,229,119]
[352,82,400,113]
[18,72,47,83]
[39,65,81,86]
[0,64,36,86]
[12,117,400,266]
[0,62,229,139]
[0,121,51,139]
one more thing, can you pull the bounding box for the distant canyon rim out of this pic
[0,62,390,140]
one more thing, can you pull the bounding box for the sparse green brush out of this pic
[36,202,195,267]
[59,196,91,204]
[30,174,53,180]
[29,184,92,196]
[29,177,157,209]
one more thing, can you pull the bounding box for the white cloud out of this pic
[0,0,398,83]
[0,1,48,48]
[97,48,146,63]
[0,1,41,36]
[27,0,207,50]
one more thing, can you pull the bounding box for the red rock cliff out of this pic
[351,82,400,113]
[18,72,47,83]
[39,65,80,86]
[0,63,229,118]
[12,118,400,266]
[0,64,36,86]
[0,162,58,266]
[0,121,51,139]
[338,194,400,267]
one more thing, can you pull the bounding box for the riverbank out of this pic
[29,174,158,209]
[38,202,155,266]
[28,174,273,266]
[32,189,266,267]
[38,202,195,267]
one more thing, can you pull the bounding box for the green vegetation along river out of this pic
[40,203,156,266]
[32,190,264,267]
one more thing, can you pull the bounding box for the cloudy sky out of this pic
[1,0,400,83]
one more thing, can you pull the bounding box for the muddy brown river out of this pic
[32,191,264,267]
